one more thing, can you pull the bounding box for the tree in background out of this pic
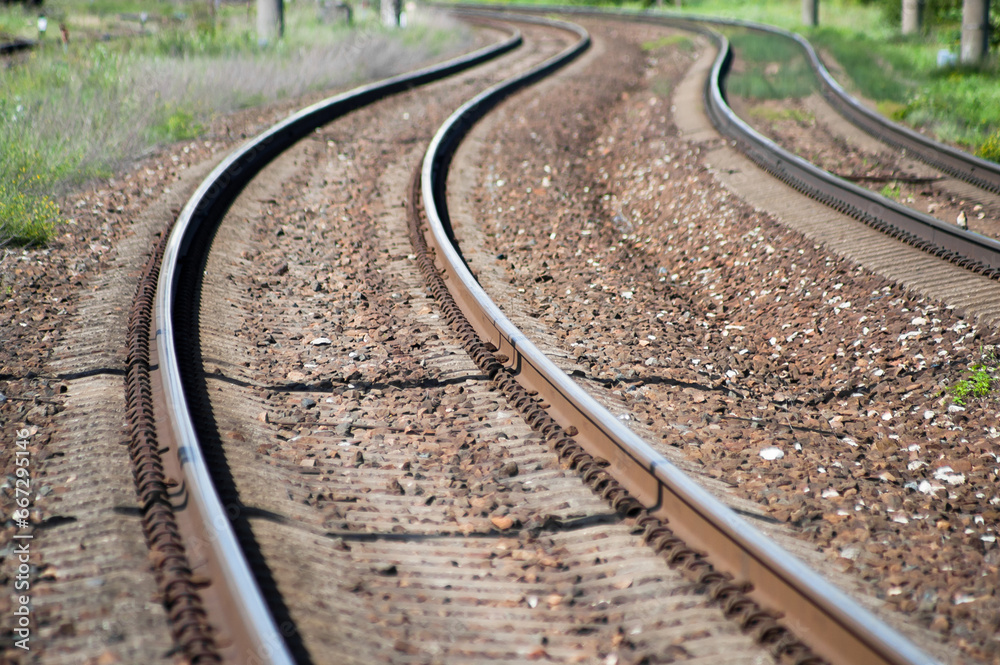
[902,0,924,33]
[867,0,997,49]
[257,0,284,44]
[804,0,819,25]
[960,0,989,62]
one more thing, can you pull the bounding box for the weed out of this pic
[879,181,901,200]
[0,148,61,246]
[151,108,204,142]
[748,105,815,125]
[977,128,1000,164]
[876,100,908,121]
[947,346,1000,405]
[641,35,693,52]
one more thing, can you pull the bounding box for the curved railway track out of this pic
[111,6,984,665]
[18,4,1000,665]
[136,21,524,663]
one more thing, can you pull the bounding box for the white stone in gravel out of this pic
[918,480,944,495]
[934,467,967,485]
[881,411,892,421]
[948,404,965,413]
[821,488,840,498]
[311,337,332,346]
[621,291,633,299]
[759,447,784,461]
[644,357,658,366]
[911,317,928,326]
[923,410,935,420]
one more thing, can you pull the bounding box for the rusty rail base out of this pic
[126,228,221,664]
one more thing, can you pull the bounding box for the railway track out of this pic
[139,13,791,665]
[18,6,998,665]
[136,19,525,663]
[108,5,991,665]
[439,6,998,664]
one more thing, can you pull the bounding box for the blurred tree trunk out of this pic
[257,0,284,44]
[901,0,923,34]
[381,0,401,27]
[961,0,989,63]
[802,0,818,26]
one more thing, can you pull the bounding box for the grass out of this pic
[980,129,1000,162]
[655,0,1000,154]
[747,105,815,125]
[878,181,901,200]
[0,165,61,246]
[0,1,471,246]
[641,34,693,52]
[723,29,816,100]
[808,28,1000,148]
[947,347,1000,406]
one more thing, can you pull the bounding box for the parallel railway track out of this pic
[117,6,1000,665]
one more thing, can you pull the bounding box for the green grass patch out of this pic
[630,0,1000,154]
[807,27,1000,149]
[724,29,816,100]
[747,105,814,125]
[0,152,60,246]
[978,129,1000,163]
[150,107,204,142]
[947,347,1000,406]
[0,1,473,246]
[878,181,901,200]
[641,34,693,52]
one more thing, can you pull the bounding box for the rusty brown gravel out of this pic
[456,18,999,665]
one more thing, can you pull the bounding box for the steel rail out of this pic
[422,7,940,665]
[152,25,522,665]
